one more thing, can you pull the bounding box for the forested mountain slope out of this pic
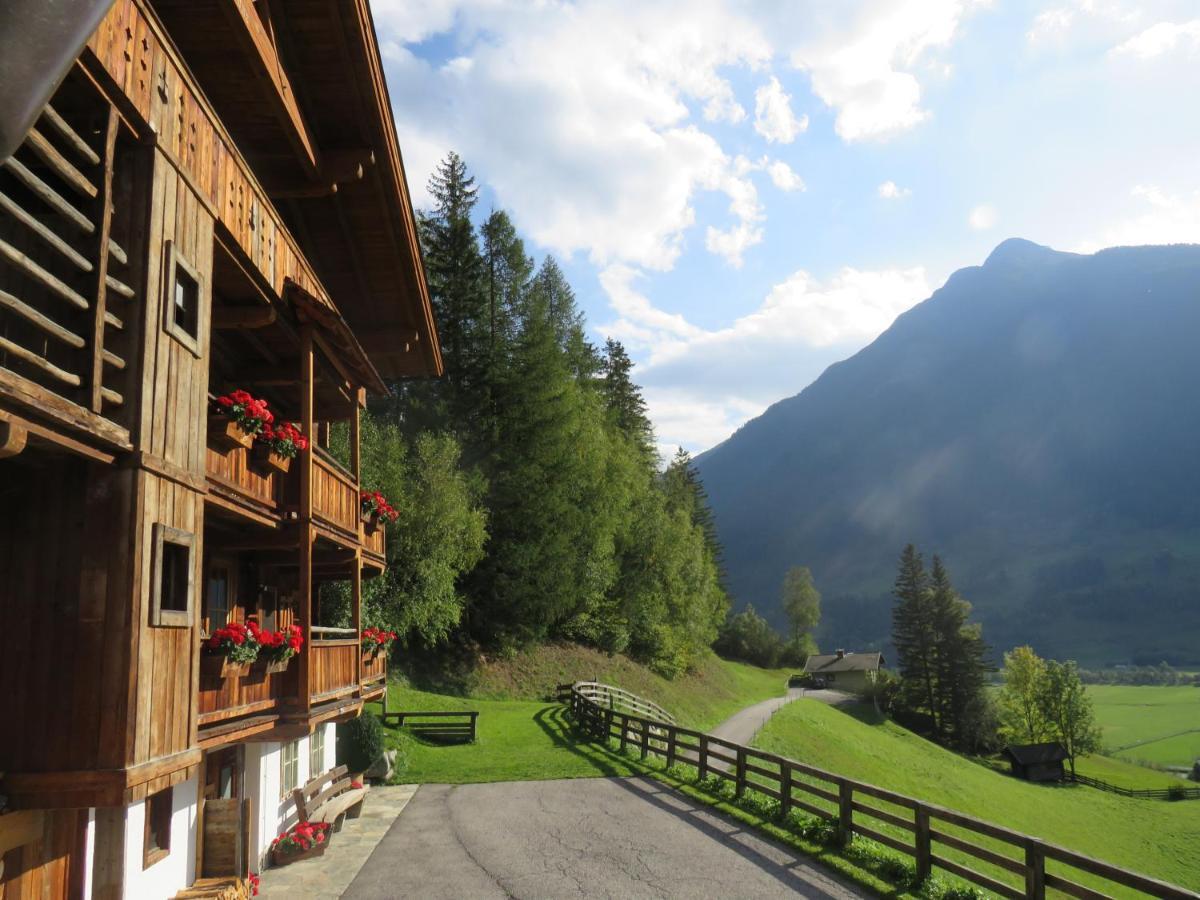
[696,240,1200,665]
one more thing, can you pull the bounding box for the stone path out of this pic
[344,777,865,899]
[257,785,418,900]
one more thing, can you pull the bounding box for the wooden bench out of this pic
[292,764,368,832]
[381,710,478,743]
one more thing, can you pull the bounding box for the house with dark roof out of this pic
[802,649,885,694]
[1002,742,1069,782]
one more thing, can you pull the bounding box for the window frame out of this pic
[150,524,195,628]
[309,727,326,778]
[163,239,205,358]
[142,787,173,869]
[280,739,300,799]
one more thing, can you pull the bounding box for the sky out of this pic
[368,0,1200,457]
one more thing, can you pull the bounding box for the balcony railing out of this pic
[361,648,387,694]
[312,449,359,537]
[310,637,360,703]
[204,440,281,512]
[197,659,293,727]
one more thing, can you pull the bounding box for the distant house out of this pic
[1002,743,1069,782]
[802,650,885,694]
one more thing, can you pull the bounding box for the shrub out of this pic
[338,713,385,774]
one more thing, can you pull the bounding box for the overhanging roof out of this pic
[804,652,884,674]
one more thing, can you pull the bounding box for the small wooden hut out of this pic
[1002,742,1069,782]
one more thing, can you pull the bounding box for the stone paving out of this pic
[257,785,418,900]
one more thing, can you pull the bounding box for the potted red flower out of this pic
[252,421,308,475]
[361,627,397,658]
[210,390,274,452]
[252,622,304,675]
[269,821,331,867]
[247,873,260,897]
[359,490,398,533]
[201,621,260,678]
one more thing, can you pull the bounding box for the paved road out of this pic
[344,777,864,899]
[709,688,805,746]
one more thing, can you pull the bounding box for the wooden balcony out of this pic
[311,450,358,540]
[196,659,295,746]
[204,440,282,520]
[310,636,360,704]
[361,648,387,700]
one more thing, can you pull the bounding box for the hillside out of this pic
[695,240,1200,665]
[753,699,1200,890]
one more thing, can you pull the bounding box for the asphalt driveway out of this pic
[343,776,863,899]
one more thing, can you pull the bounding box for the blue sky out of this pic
[369,0,1200,456]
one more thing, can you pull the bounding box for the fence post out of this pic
[735,747,747,799]
[604,708,614,747]
[1025,840,1046,900]
[779,762,792,821]
[837,780,854,847]
[914,805,931,883]
[640,719,649,760]
[699,735,709,780]
[619,714,629,755]
[666,727,677,769]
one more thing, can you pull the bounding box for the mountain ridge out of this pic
[696,240,1200,665]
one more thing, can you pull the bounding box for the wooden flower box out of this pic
[270,842,327,868]
[254,654,292,676]
[200,653,251,680]
[361,511,380,533]
[250,442,291,475]
[209,415,254,452]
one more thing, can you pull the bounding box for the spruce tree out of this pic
[892,544,940,737]
[600,338,654,461]
[929,556,990,747]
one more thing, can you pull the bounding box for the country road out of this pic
[343,776,864,899]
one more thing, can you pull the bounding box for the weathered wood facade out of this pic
[0,2,439,896]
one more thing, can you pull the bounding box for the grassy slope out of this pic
[754,699,1200,891]
[374,647,792,784]
[1089,684,1200,767]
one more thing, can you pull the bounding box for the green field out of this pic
[753,699,1200,892]
[372,649,794,784]
[1089,684,1200,767]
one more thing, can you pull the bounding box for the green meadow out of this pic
[1088,684,1200,768]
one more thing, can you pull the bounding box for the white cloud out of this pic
[767,160,806,192]
[1074,185,1200,252]
[969,204,997,230]
[602,263,931,451]
[1027,7,1076,43]
[878,180,912,199]
[790,0,986,142]
[1111,20,1200,58]
[753,77,808,144]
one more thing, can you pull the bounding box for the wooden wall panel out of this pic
[0,809,87,900]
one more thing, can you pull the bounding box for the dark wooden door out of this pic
[200,747,247,877]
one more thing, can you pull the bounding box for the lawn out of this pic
[370,650,794,784]
[753,699,1200,893]
[1088,684,1200,767]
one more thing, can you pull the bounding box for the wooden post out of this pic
[605,708,614,746]
[735,747,747,798]
[352,548,362,694]
[837,780,854,847]
[915,806,931,883]
[87,106,118,413]
[640,719,649,760]
[620,714,629,755]
[1025,840,1046,900]
[779,762,792,820]
[699,735,709,780]
[299,326,314,711]
[666,728,677,769]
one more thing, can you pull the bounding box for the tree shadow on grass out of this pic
[531,705,647,778]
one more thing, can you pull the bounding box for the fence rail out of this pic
[563,684,1198,900]
[556,682,677,724]
[1068,772,1200,801]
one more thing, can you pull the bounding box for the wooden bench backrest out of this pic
[293,764,348,821]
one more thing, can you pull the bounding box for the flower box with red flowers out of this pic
[251,422,308,475]
[201,621,260,678]
[210,390,274,453]
[359,490,398,533]
[250,622,304,675]
[361,627,397,658]
[269,821,331,867]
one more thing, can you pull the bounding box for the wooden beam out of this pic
[220,0,319,176]
[0,419,28,458]
[89,107,119,413]
[299,326,315,713]
[268,182,337,200]
[212,305,277,330]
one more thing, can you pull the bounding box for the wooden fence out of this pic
[1068,772,1200,801]
[562,682,677,724]
[564,685,1198,900]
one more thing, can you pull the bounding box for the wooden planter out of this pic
[209,416,254,452]
[361,510,380,534]
[250,442,292,475]
[200,653,251,679]
[255,654,293,676]
[270,842,327,868]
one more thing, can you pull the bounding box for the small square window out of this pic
[151,524,195,627]
[163,241,204,357]
[143,787,173,869]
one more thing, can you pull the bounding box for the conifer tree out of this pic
[929,556,990,747]
[600,338,654,461]
[892,544,940,737]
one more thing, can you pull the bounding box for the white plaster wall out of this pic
[321,722,337,773]
[247,727,335,873]
[121,770,198,899]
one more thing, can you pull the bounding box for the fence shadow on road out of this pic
[607,775,863,899]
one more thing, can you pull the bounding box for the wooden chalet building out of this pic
[0,1,441,896]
